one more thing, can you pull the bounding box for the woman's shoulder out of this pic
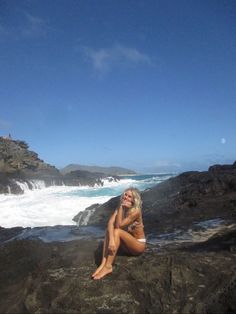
[127,207,140,217]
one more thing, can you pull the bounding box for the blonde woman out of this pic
[92,187,146,280]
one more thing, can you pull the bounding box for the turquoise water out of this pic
[0,172,177,228]
[64,173,176,198]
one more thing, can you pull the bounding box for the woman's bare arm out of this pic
[115,205,123,228]
[117,208,140,229]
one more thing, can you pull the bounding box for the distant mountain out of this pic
[60,164,136,175]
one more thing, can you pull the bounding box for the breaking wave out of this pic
[0,173,176,228]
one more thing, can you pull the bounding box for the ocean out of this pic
[0,173,176,228]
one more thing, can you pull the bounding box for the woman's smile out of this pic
[122,191,134,207]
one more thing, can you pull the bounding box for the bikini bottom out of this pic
[137,238,146,243]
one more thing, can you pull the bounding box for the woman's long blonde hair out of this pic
[121,187,142,211]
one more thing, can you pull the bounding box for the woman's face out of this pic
[121,190,134,208]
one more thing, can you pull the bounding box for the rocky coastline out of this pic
[0,161,235,313]
[0,137,119,194]
[74,161,236,234]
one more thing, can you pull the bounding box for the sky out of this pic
[0,0,236,173]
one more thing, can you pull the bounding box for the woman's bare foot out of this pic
[91,258,106,278]
[93,265,112,280]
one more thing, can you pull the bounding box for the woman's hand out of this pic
[121,199,132,209]
[121,190,134,209]
[108,240,116,255]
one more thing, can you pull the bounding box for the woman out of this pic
[92,187,146,280]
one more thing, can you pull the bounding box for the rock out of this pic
[0,137,120,194]
[0,137,63,193]
[0,160,236,313]
[63,170,119,187]
[73,203,100,226]
[0,137,58,176]
[0,224,235,314]
[79,162,236,233]
[0,226,25,243]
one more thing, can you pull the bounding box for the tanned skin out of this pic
[92,190,145,280]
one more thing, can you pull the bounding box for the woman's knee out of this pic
[114,228,121,238]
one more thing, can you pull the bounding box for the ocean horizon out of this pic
[0,173,176,228]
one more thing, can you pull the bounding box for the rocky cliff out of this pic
[0,137,62,194]
[0,137,58,176]
[0,137,119,194]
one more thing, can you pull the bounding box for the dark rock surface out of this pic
[0,137,62,193]
[0,137,119,194]
[77,162,236,234]
[0,224,235,314]
[73,203,101,226]
[63,170,119,187]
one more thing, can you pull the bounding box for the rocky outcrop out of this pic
[73,203,101,226]
[63,170,119,187]
[0,223,235,314]
[74,162,236,233]
[0,137,63,193]
[0,137,120,194]
[0,137,59,176]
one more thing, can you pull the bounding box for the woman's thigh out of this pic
[116,229,145,255]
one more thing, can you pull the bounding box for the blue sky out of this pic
[0,0,236,173]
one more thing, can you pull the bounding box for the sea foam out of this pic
[0,186,110,228]
[0,174,175,228]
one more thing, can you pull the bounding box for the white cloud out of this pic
[115,44,152,64]
[83,44,153,72]
[221,137,226,144]
[0,11,48,40]
[21,12,48,38]
[84,48,110,71]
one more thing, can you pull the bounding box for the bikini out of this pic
[128,215,146,243]
[137,238,146,243]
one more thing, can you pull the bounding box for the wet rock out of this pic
[73,203,100,226]
[0,226,25,243]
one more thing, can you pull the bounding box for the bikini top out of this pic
[127,209,144,231]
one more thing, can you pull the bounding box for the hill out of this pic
[0,137,120,194]
[60,164,136,175]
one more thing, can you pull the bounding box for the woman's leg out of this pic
[91,230,109,277]
[93,228,145,280]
